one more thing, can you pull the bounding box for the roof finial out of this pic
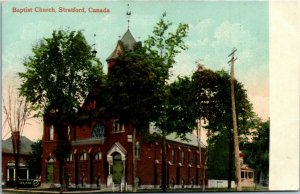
[126,4,132,30]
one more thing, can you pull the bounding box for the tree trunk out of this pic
[161,136,167,192]
[12,132,20,189]
[59,161,64,190]
[132,127,136,192]
[13,151,20,189]
[55,121,69,191]
[230,57,242,191]
[197,119,205,190]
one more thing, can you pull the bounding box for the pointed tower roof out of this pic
[120,29,136,50]
[106,29,137,62]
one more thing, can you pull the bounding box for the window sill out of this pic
[112,131,125,134]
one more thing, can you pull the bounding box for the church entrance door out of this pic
[46,163,54,183]
[112,153,123,184]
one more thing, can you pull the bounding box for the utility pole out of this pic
[195,61,205,191]
[228,48,242,191]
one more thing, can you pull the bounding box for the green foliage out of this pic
[106,43,163,131]
[192,67,256,182]
[243,119,269,184]
[26,140,42,179]
[143,14,191,136]
[193,68,255,138]
[19,30,104,187]
[143,14,191,193]
[207,133,234,180]
[144,15,189,81]
[19,30,104,117]
[156,76,198,138]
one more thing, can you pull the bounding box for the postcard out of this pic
[1,0,299,192]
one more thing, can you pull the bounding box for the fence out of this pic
[208,179,236,188]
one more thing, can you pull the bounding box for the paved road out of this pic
[3,192,103,194]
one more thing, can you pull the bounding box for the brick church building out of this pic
[40,29,208,189]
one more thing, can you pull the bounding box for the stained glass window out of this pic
[92,123,105,138]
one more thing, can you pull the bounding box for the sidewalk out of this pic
[2,188,104,194]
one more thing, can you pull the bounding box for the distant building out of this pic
[239,152,255,187]
[2,131,33,185]
[40,29,208,190]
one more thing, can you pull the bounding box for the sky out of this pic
[1,1,269,141]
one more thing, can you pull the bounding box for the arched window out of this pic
[181,151,185,164]
[49,125,54,140]
[92,123,105,138]
[67,125,71,140]
[135,141,140,159]
[79,152,87,161]
[171,149,175,164]
[66,153,72,162]
[112,119,125,133]
[94,152,101,160]
[191,153,196,166]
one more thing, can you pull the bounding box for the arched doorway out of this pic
[106,142,127,187]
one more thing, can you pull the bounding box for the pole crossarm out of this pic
[228,47,237,57]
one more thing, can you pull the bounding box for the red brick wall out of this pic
[41,118,208,187]
[2,153,28,182]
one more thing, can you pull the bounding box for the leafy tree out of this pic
[106,14,189,192]
[106,43,162,131]
[26,140,42,179]
[155,76,199,192]
[18,30,104,189]
[105,43,164,192]
[192,68,256,188]
[243,119,269,185]
[207,133,232,180]
[144,14,190,192]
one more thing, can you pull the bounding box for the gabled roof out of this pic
[106,29,137,61]
[2,136,34,155]
[149,122,207,148]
